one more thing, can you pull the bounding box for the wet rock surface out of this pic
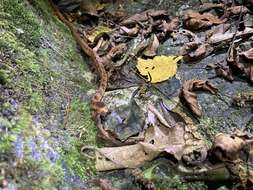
[1,0,96,189]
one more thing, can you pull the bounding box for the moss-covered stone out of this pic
[0,0,96,189]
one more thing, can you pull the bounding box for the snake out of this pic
[48,0,108,116]
[49,1,145,146]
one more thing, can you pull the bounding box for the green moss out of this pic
[62,141,87,179]
[0,69,10,85]
[1,0,96,188]
[27,92,44,113]
[197,117,220,146]
[0,110,31,151]
[62,99,96,180]
[33,160,65,190]
[7,159,66,190]
[1,0,41,49]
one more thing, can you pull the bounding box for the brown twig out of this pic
[63,92,71,129]
[227,5,243,57]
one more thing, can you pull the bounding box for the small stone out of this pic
[0,179,8,188]
[16,28,24,34]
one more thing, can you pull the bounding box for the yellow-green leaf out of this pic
[136,55,182,83]
[95,2,108,11]
[87,25,112,42]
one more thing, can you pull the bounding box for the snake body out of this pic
[49,0,108,116]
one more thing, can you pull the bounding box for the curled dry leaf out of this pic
[208,27,253,45]
[227,47,253,83]
[181,80,218,117]
[240,48,253,60]
[209,132,253,188]
[136,55,182,83]
[183,11,224,30]
[181,42,213,61]
[120,25,140,37]
[211,133,253,161]
[120,9,167,26]
[95,141,160,171]
[198,3,224,13]
[159,17,179,33]
[225,6,249,16]
[207,62,234,82]
[244,14,253,28]
[79,0,98,16]
[96,104,207,171]
[143,34,160,57]
[148,104,171,128]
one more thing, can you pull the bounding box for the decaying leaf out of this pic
[158,17,179,33]
[207,62,234,82]
[208,131,253,188]
[227,47,253,83]
[104,99,145,142]
[120,9,167,26]
[96,104,207,171]
[240,48,253,60]
[181,80,218,117]
[225,6,249,17]
[244,14,253,28]
[233,91,253,107]
[136,55,182,83]
[208,27,253,45]
[184,10,224,30]
[95,142,160,171]
[120,25,140,37]
[181,42,213,61]
[87,25,112,42]
[211,133,253,161]
[79,0,98,16]
[198,3,224,13]
[143,34,160,57]
[148,104,171,128]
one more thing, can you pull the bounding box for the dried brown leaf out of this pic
[226,6,249,16]
[240,48,253,60]
[184,11,224,30]
[211,133,251,161]
[159,17,179,33]
[120,9,167,26]
[209,27,253,45]
[80,0,98,16]
[143,34,160,57]
[207,62,234,81]
[120,25,140,37]
[96,106,207,171]
[199,3,224,13]
[227,47,253,83]
[181,80,218,117]
[181,42,213,61]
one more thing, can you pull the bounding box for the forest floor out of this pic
[0,0,253,190]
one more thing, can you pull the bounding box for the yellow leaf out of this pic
[87,25,112,42]
[95,2,108,11]
[136,55,182,83]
